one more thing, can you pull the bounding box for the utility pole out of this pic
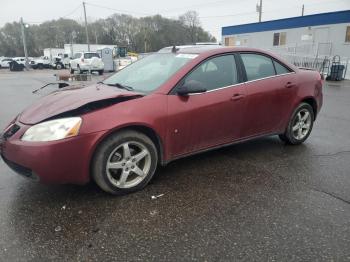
[302,4,305,16]
[20,17,29,70]
[83,2,90,51]
[256,0,262,22]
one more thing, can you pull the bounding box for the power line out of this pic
[198,0,348,20]
[61,4,82,19]
[199,11,257,19]
[160,0,233,14]
[84,2,153,16]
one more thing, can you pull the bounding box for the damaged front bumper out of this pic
[0,121,105,185]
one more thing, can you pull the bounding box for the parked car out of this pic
[0,58,13,68]
[0,46,323,195]
[30,56,51,69]
[69,52,104,75]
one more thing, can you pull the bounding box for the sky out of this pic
[1,0,349,40]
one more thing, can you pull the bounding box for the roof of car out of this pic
[158,45,269,55]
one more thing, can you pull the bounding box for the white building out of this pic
[222,10,350,77]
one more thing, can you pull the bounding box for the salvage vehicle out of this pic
[0,46,323,195]
[13,57,28,65]
[50,56,65,70]
[0,58,13,68]
[69,52,104,75]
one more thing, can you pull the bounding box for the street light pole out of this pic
[302,4,305,16]
[20,17,29,70]
[258,0,262,22]
[83,2,90,51]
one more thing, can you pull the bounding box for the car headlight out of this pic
[21,117,82,142]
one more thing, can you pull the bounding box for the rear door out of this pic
[167,54,247,158]
[238,52,297,137]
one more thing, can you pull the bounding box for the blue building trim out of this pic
[222,10,350,36]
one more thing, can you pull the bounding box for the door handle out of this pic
[285,82,296,88]
[231,93,245,101]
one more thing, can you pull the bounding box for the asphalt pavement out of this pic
[0,69,349,261]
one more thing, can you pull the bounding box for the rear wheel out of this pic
[92,130,158,195]
[279,103,314,145]
[98,70,104,75]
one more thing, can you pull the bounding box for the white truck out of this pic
[30,56,51,69]
[44,48,65,60]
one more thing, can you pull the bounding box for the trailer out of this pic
[64,44,117,58]
[43,48,65,61]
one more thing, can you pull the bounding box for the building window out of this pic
[346,26,350,42]
[224,37,235,46]
[273,32,286,46]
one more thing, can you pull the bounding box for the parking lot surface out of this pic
[0,69,349,261]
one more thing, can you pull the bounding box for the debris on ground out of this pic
[54,226,62,232]
[151,194,164,200]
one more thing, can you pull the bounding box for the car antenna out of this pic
[172,45,179,53]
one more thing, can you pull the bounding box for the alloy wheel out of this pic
[291,108,312,140]
[106,141,151,189]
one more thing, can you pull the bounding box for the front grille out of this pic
[3,124,20,139]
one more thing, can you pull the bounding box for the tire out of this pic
[38,64,44,70]
[70,67,74,74]
[92,130,158,195]
[56,63,63,70]
[77,65,82,74]
[98,70,104,75]
[279,102,314,145]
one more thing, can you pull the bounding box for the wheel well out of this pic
[127,126,164,165]
[302,98,317,120]
[95,125,165,166]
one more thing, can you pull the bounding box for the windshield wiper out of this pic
[103,82,134,91]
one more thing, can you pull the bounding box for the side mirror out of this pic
[177,80,207,96]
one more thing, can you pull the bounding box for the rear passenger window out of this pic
[184,55,238,91]
[241,53,275,81]
[273,60,291,75]
[84,53,100,59]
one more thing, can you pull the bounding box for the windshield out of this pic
[103,53,198,93]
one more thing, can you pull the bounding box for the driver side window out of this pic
[184,55,238,91]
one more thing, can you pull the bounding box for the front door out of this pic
[166,54,247,158]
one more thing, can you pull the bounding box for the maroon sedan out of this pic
[0,46,323,194]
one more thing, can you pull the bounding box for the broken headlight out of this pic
[21,117,82,142]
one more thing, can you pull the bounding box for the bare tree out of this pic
[179,11,200,44]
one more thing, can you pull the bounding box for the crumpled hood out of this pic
[19,84,143,125]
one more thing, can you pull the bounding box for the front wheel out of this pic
[279,103,314,145]
[92,130,158,195]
